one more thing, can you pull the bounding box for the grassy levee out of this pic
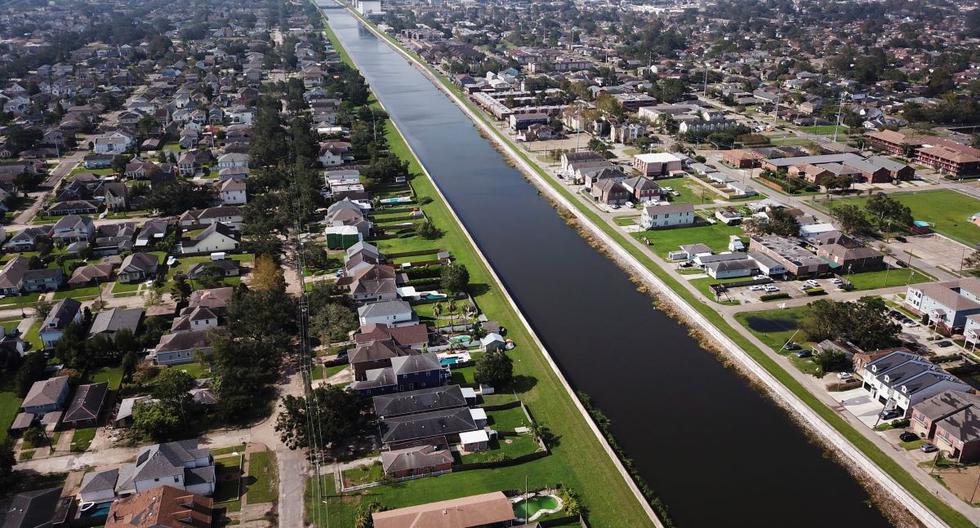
[319,12,658,528]
[336,7,974,527]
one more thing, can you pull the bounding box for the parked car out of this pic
[895,236,907,243]
[794,349,812,358]
[749,285,765,291]
[880,408,903,420]
[899,431,918,442]
[836,372,853,380]
[784,341,801,351]
[920,443,938,453]
[936,340,954,348]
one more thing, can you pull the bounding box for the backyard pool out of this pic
[78,501,112,520]
[512,494,563,522]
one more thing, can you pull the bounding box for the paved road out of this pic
[12,150,88,225]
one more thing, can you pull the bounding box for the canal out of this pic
[321,6,892,527]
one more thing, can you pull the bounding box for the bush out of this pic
[804,287,826,296]
[759,292,790,301]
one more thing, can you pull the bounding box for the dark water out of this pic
[321,6,892,527]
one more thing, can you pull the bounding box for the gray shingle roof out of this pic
[373,385,466,418]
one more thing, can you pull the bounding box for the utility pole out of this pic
[833,90,847,143]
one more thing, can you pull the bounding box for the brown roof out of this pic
[372,491,514,528]
[356,323,428,348]
[105,485,213,528]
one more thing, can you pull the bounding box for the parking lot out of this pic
[706,275,849,305]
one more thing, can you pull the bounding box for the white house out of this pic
[357,300,414,327]
[125,440,215,496]
[93,131,134,154]
[860,351,973,417]
[905,278,980,331]
[216,153,248,170]
[639,203,695,229]
[218,179,246,205]
[180,223,239,255]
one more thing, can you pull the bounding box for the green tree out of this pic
[800,297,900,351]
[440,263,470,295]
[311,303,358,344]
[275,385,368,450]
[830,204,873,236]
[865,193,913,232]
[474,350,513,388]
[14,352,46,397]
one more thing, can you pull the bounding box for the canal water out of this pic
[321,6,892,527]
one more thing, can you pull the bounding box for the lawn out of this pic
[214,458,243,513]
[213,444,246,456]
[112,281,142,294]
[333,12,980,526]
[844,268,931,291]
[246,450,278,504]
[175,362,211,379]
[632,219,745,259]
[70,427,97,452]
[487,404,531,432]
[460,434,540,464]
[0,293,41,308]
[89,366,124,390]
[799,125,848,135]
[0,385,22,445]
[734,306,812,352]
[52,285,102,300]
[659,176,718,205]
[832,190,980,246]
[688,276,753,303]
[341,461,383,488]
[24,319,43,351]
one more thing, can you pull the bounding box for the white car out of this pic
[836,372,853,380]
[764,285,779,292]
[749,285,765,292]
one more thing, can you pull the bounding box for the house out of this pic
[373,385,468,418]
[480,333,505,352]
[714,208,743,225]
[905,278,980,331]
[349,339,413,381]
[150,330,212,365]
[50,214,95,244]
[347,264,398,303]
[590,179,631,206]
[170,306,219,332]
[103,182,129,211]
[706,258,759,279]
[80,468,120,504]
[216,153,248,170]
[371,491,515,528]
[380,444,454,479]
[62,382,108,428]
[21,376,70,415]
[39,298,82,348]
[179,223,239,255]
[117,252,159,283]
[118,439,215,496]
[188,287,234,312]
[632,152,683,177]
[351,353,450,396]
[68,263,115,287]
[358,300,415,327]
[135,219,170,248]
[0,257,63,294]
[355,323,428,350]
[639,203,695,229]
[0,488,72,528]
[379,406,478,446]
[4,227,49,252]
[105,486,214,528]
[218,179,246,205]
[89,308,143,338]
[620,176,662,201]
[47,200,99,217]
[325,198,372,239]
[186,259,240,280]
[93,131,134,154]
[860,351,972,417]
[560,151,604,172]
[909,391,980,463]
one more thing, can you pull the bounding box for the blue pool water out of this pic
[439,357,458,367]
[80,501,112,518]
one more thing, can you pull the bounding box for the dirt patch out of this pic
[933,465,980,506]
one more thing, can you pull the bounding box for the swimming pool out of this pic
[512,494,563,522]
[79,501,112,519]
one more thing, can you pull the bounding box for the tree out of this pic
[0,440,15,496]
[14,352,46,397]
[275,385,368,450]
[23,426,47,447]
[170,273,192,303]
[132,401,183,441]
[813,348,852,375]
[830,204,873,236]
[251,255,286,292]
[440,264,470,295]
[415,220,441,240]
[865,193,912,232]
[751,207,800,237]
[310,303,358,344]
[963,250,980,271]
[800,297,900,351]
[474,350,513,388]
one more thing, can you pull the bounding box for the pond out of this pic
[743,315,801,333]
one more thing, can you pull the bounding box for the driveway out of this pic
[837,387,884,428]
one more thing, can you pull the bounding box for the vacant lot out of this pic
[845,268,931,291]
[246,450,278,504]
[633,220,745,258]
[834,190,980,246]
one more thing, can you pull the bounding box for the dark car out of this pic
[880,408,903,420]
[794,349,812,358]
[936,340,954,348]
[784,341,801,351]
[895,236,907,243]
[899,431,918,442]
